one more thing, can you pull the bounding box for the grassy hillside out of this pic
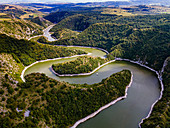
[0,4,44,20]
[0,70,131,128]
[0,19,43,39]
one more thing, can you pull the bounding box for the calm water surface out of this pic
[24,47,160,128]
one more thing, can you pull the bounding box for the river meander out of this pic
[23,45,160,128]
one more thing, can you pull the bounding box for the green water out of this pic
[24,47,160,128]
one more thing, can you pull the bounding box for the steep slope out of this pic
[141,57,170,128]
[50,13,117,32]
[0,34,86,66]
[44,11,74,23]
[31,17,52,28]
[51,23,133,51]
[0,19,43,39]
[50,14,90,31]
[109,29,170,70]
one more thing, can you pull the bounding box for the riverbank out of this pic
[71,71,133,128]
[115,58,164,128]
[38,43,109,55]
[138,58,167,128]
[23,24,164,128]
[51,59,115,77]
[20,53,91,82]
[27,24,56,41]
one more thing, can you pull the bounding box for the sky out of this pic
[0,0,130,4]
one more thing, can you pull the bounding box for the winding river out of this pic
[23,25,161,128]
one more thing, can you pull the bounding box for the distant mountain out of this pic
[1,0,170,6]
[131,0,170,6]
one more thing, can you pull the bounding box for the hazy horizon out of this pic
[0,0,130,4]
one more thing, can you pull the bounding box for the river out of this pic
[23,25,161,128]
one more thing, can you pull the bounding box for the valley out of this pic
[0,1,169,128]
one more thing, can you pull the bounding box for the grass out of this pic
[20,12,45,19]
[102,8,136,16]
[0,13,7,16]
[0,18,11,21]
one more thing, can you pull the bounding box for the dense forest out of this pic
[46,14,170,71]
[109,29,170,70]
[37,36,49,43]
[52,56,108,74]
[51,28,79,40]
[141,58,170,128]
[0,70,131,128]
[43,11,170,128]
[49,12,118,32]
[0,34,86,66]
[0,4,169,128]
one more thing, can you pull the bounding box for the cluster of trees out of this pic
[52,56,108,74]
[51,14,90,31]
[49,12,169,33]
[43,12,170,128]
[109,29,170,70]
[50,12,117,32]
[50,23,132,51]
[0,34,86,66]
[37,36,49,43]
[113,14,170,29]
[51,28,79,40]
[47,14,170,71]
[141,58,170,128]
[44,11,75,23]
[0,70,131,128]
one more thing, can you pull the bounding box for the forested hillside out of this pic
[50,13,169,32]
[42,12,170,128]
[0,70,131,128]
[48,14,170,71]
[50,23,132,50]
[0,4,169,128]
[44,11,74,23]
[51,28,79,40]
[0,34,86,66]
[50,12,117,32]
[109,29,170,70]
[141,58,170,128]
[31,17,52,28]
